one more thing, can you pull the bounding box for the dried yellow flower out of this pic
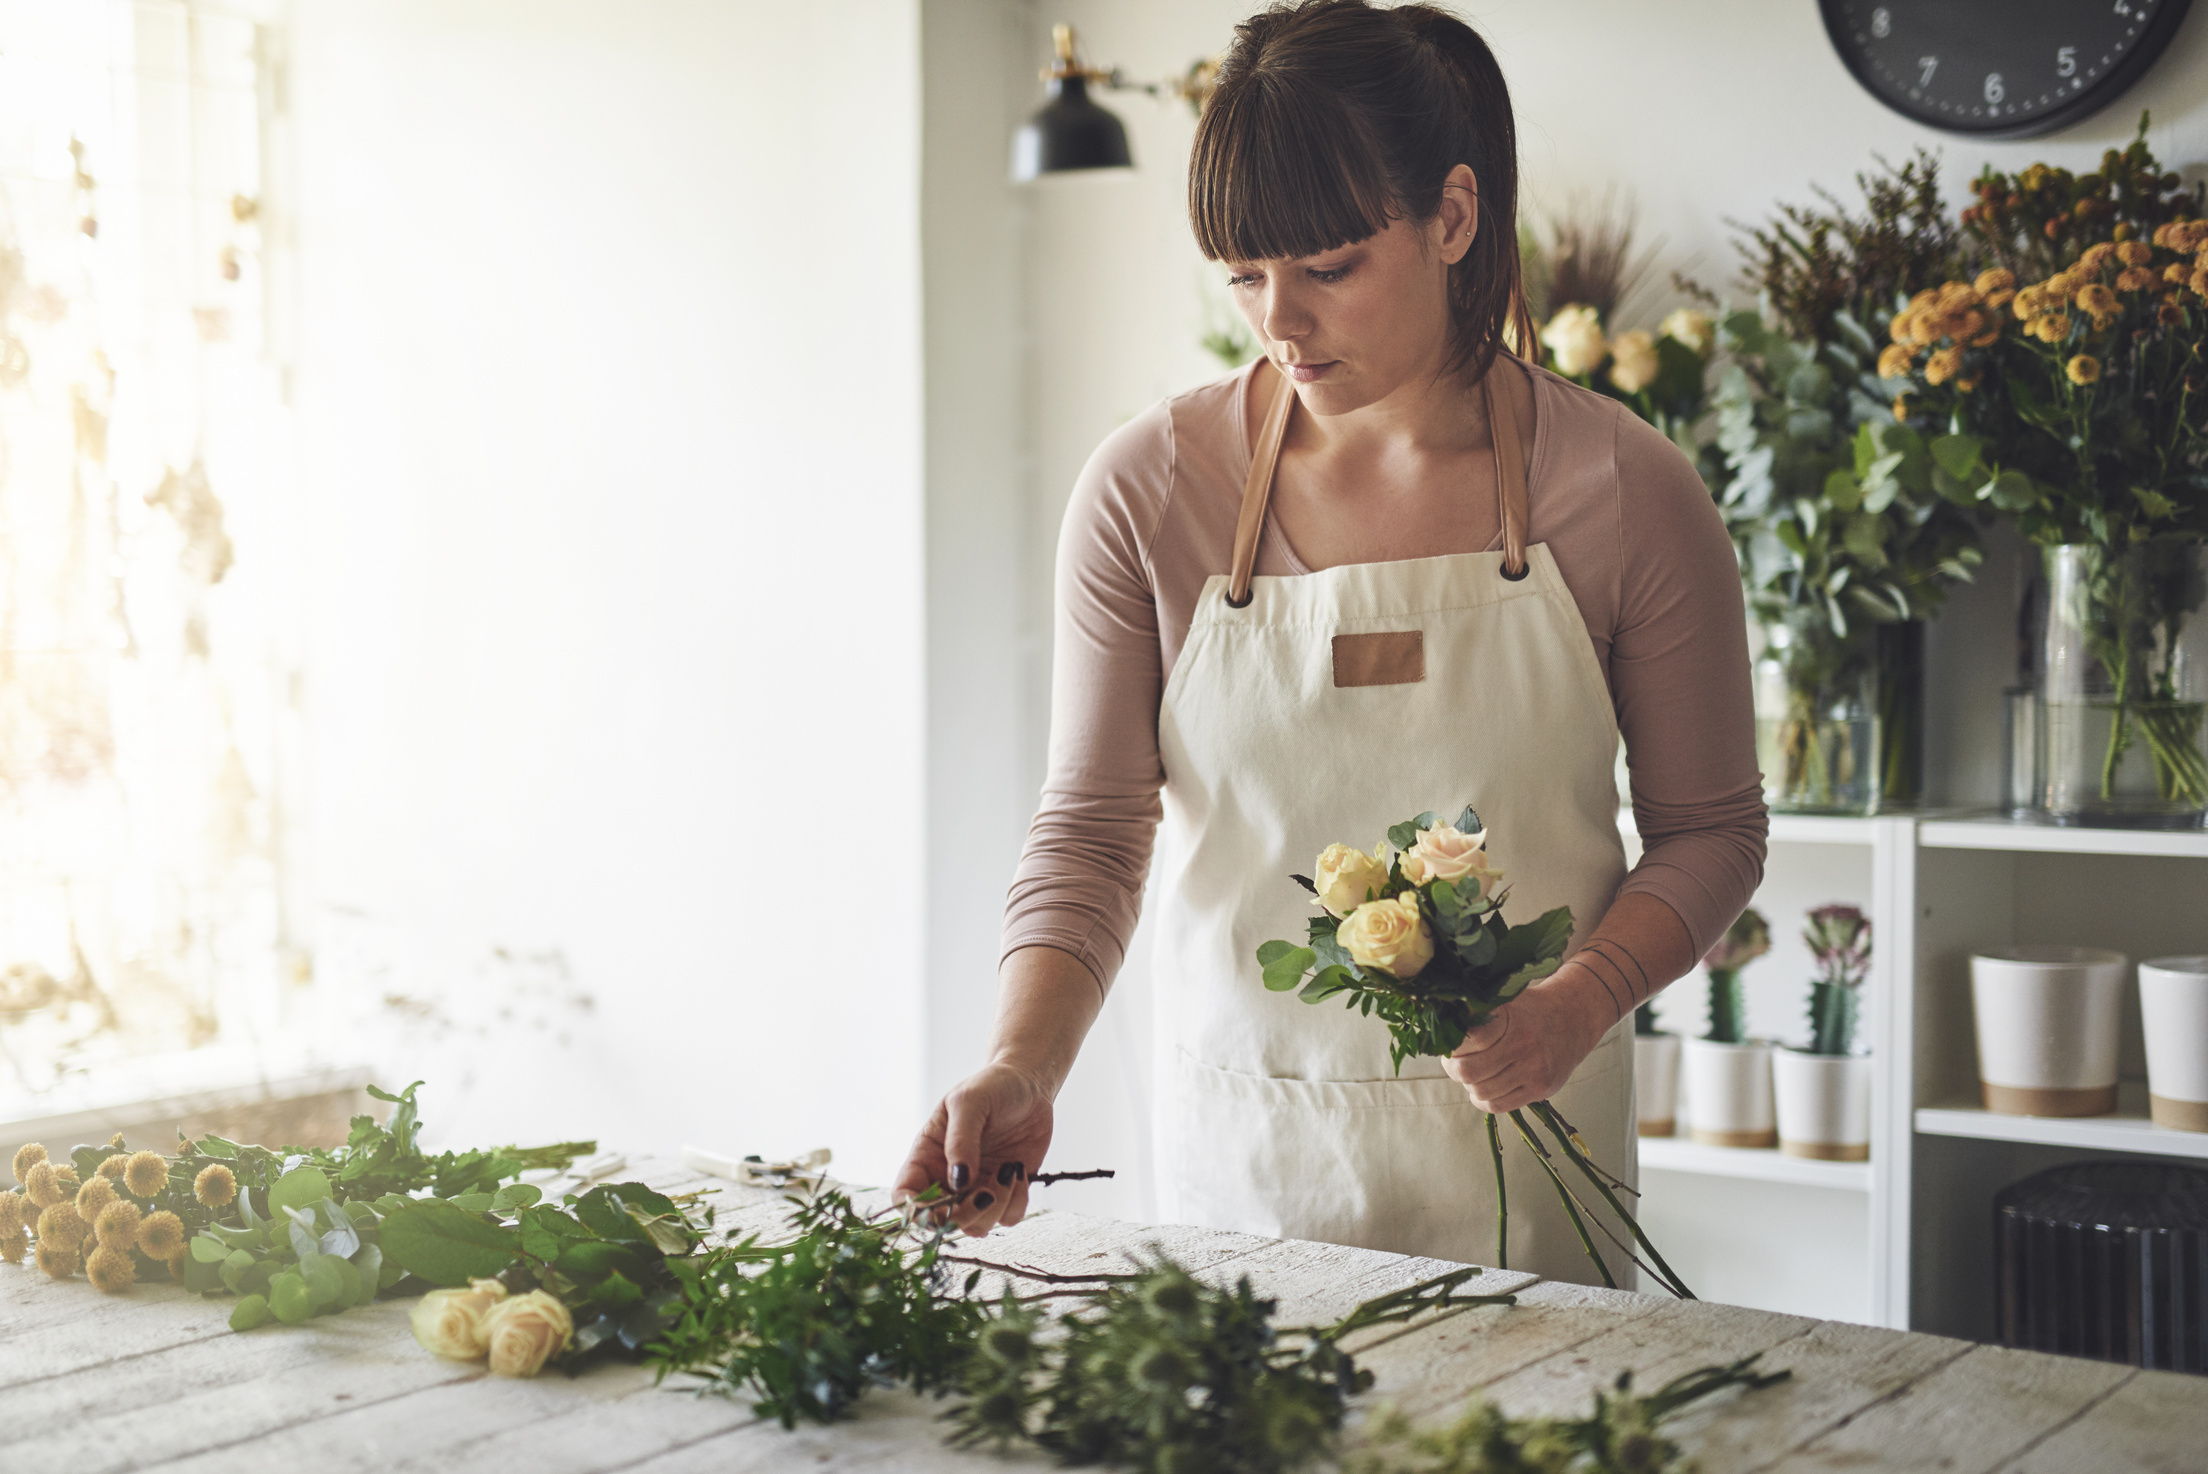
[2117,267,2156,293]
[0,1189,22,1237]
[2192,266,2208,300]
[2067,354,2102,385]
[2159,303,2185,328]
[1957,375,1981,394]
[1975,267,2017,296]
[85,1244,135,1294]
[1986,289,2016,312]
[36,1201,88,1250]
[35,1240,79,1279]
[2079,242,2117,274]
[1888,309,1914,343]
[1876,343,1913,380]
[1925,345,1964,386]
[2075,283,2119,318]
[12,1142,47,1185]
[75,1175,118,1222]
[2168,263,2195,285]
[95,1199,143,1247]
[97,1154,129,1181]
[122,1152,168,1198]
[1891,394,1911,422]
[193,1163,237,1208]
[0,1227,23,1264]
[2116,241,2153,268]
[2032,314,2071,343]
[137,1209,186,1261]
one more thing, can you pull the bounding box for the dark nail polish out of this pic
[951,1164,970,1191]
[997,1160,1021,1186]
[973,1191,994,1209]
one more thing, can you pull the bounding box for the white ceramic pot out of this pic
[1634,1033,1681,1137]
[2140,956,2208,1132]
[1969,946,2127,1117]
[1681,1037,1774,1148]
[1772,1049,1872,1160]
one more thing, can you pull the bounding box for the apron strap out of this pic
[1225,353,1532,609]
[1227,361,1296,608]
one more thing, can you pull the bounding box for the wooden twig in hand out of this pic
[1030,1168,1116,1185]
[936,1252,1143,1285]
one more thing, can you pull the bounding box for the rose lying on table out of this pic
[1257,809,1695,1299]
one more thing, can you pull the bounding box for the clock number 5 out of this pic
[2057,46,2078,77]
[1918,55,1938,87]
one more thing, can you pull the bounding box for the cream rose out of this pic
[1607,330,1659,394]
[1313,842,1390,917]
[1400,823,1505,900]
[481,1289,574,1378]
[1337,894,1434,979]
[1658,307,1714,357]
[1540,303,1607,377]
[409,1279,507,1360]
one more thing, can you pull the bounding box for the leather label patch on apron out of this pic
[1332,630,1424,688]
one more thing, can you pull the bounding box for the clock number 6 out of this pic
[1918,55,1937,86]
[1983,72,2004,104]
[2057,46,2077,77]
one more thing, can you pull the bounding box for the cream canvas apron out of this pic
[1153,355,1634,1285]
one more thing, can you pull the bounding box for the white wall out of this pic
[287,0,926,1184]
[952,0,2208,1234]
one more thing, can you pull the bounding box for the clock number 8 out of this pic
[1870,7,1890,38]
[1983,72,2004,104]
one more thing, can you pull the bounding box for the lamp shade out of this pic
[1010,74,1132,181]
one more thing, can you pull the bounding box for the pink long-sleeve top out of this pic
[1003,354,1767,989]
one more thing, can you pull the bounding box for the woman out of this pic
[892,0,1764,1284]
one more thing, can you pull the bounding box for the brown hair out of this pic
[1189,0,1534,382]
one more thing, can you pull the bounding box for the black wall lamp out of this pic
[1010,25,1218,182]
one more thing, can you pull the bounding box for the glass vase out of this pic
[2037,542,2208,829]
[1755,620,1878,815]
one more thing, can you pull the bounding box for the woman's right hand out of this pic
[891,1059,1056,1237]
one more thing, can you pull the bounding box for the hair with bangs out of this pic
[1189,0,1533,382]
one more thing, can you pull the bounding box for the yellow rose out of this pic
[1606,330,1659,394]
[1539,303,1607,378]
[1400,822,1504,901]
[1337,894,1434,979]
[409,1280,508,1360]
[1657,307,1713,357]
[1312,842,1390,917]
[481,1290,574,1377]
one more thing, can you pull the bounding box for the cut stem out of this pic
[1510,1110,1613,1289]
[1529,1101,1696,1300]
[1485,1111,1508,1271]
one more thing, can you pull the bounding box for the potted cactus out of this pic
[1774,904,1873,1160]
[1634,1002,1681,1137]
[1682,909,1775,1148]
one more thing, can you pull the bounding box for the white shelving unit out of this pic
[1636,807,2208,1336]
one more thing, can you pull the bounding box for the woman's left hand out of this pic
[1444,961,1613,1113]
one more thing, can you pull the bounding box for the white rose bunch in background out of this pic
[1606,330,1659,394]
[1659,306,1714,357]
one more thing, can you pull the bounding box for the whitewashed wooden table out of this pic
[6,1152,2203,1472]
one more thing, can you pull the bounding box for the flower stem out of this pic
[1485,1112,1508,1271]
[1529,1100,1697,1300]
[1509,1110,1612,1289]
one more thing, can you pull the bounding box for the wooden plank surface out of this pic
[3,1152,2197,1473]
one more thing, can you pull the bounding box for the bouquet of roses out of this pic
[1256,809,1691,1299]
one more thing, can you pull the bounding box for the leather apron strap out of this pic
[1225,356,1531,607]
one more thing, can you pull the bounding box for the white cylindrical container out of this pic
[2140,956,2208,1132]
[1969,946,2127,1117]
[1681,1037,1774,1148]
[1772,1049,1872,1160]
[1634,1033,1681,1137]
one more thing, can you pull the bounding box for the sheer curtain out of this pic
[0,0,289,1099]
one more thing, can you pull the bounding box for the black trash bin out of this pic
[1995,1160,2208,1374]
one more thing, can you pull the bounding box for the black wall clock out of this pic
[1819,0,2195,140]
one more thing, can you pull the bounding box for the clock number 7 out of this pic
[1918,55,1938,87]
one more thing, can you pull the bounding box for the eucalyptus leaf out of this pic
[190,1234,230,1264]
[267,1165,332,1215]
[378,1200,522,1287]
[1260,944,1316,992]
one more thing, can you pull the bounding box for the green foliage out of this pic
[1700,910,1768,1046]
[1808,982,1857,1059]
[651,1189,987,1425]
[1962,114,2203,283]
[1346,1354,1790,1474]
[1704,969,1747,1047]
[948,1259,1501,1474]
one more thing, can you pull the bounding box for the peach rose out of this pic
[1401,822,1505,900]
[1606,330,1659,394]
[1338,894,1434,979]
[481,1290,574,1377]
[1658,307,1714,357]
[1313,842,1390,917]
[409,1279,508,1360]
